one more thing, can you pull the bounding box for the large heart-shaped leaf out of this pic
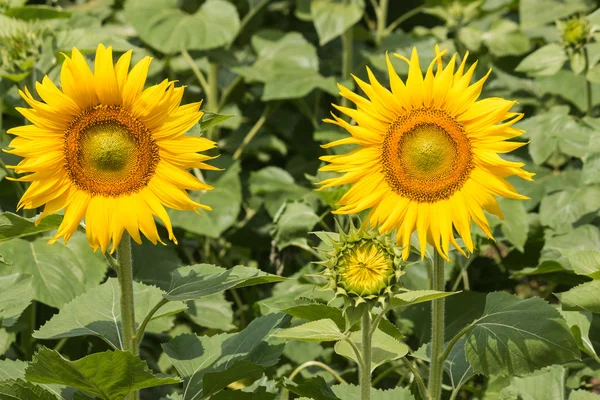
[124,0,240,54]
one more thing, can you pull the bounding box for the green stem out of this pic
[233,103,277,160]
[584,46,593,116]
[207,62,220,140]
[375,0,388,47]
[280,361,347,400]
[218,75,243,111]
[21,303,36,360]
[228,0,270,50]
[133,298,169,346]
[438,324,476,367]
[340,27,353,109]
[401,357,429,400]
[181,50,210,95]
[360,311,372,400]
[117,232,138,400]
[428,250,446,400]
[383,6,425,37]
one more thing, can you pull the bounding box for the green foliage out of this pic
[1,0,600,398]
[25,348,181,400]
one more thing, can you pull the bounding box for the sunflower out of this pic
[318,46,533,261]
[316,224,403,307]
[6,44,218,253]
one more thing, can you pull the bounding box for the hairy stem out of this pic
[117,232,138,400]
[280,361,347,400]
[207,62,220,140]
[428,250,446,400]
[401,357,429,400]
[360,311,372,400]
[341,27,353,109]
[375,0,388,46]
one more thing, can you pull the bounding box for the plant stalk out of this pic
[116,232,138,400]
[360,311,372,400]
[233,103,277,160]
[584,46,593,116]
[207,62,220,140]
[340,27,353,109]
[401,357,429,400]
[428,250,446,400]
[375,0,388,47]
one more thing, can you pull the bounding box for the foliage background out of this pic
[1,0,600,399]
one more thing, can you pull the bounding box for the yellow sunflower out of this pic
[318,46,533,261]
[6,44,218,253]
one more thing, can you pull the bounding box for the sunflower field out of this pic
[1,0,600,399]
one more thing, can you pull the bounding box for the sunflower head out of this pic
[318,45,533,261]
[316,222,404,308]
[6,44,219,253]
[558,16,591,49]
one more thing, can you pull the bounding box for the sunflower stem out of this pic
[584,45,593,116]
[116,232,139,400]
[340,27,353,109]
[401,357,429,400]
[280,361,348,400]
[375,0,388,47]
[207,62,220,140]
[233,103,278,160]
[360,311,372,400]
[428,250,446,400]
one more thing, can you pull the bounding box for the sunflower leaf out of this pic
[274,319,345,342]
[0,273,34,328]
[25,348,181,400]
[165,264,285,301]
[34,278,187,349]
[163,313,289,400]
[465,292,580,377]
[124,0,240,54]
[390,290,459,308]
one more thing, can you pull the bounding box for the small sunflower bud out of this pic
[558,16,591,49]
[315,222,404,309]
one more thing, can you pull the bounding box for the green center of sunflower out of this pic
[399,123,457,181]
[64,105,160,197]
[80,122,137,172]
[338,242,393,296]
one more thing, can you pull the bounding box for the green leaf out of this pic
[25,348,181,400]
[165,264,285,301]
[515,44,567,76]
[168,162,242,239]
[210,387,276,400]
[274,319,345,342]
[482,19,531,56]
[390,290,458,308]
[199,112,235,133]
[233,32,336,100]
[163,313,289,400]
[249,167,313,218]
[0,232,108,308]
[310,0,365,46]
[185,293,235,331]
[0,359,65,398]
[271,202,320,250]
[331,383,415,400]
[582,154,600,184]
[334,329,409,372]
[558,250,600,278]
[34,278,186,349]
[203,360,263,399]
[570,390,600,400]
[444,337,474,390]
[0,379,58,400]
[498,365,566,400]
[0,212,62,241]
[519,0,589,30]
[498,198,529,252]
[282,303,346,331]
[4,5,70,20]
[465,292,580,377]
[559,310,598,359]
[556,281,600,313]
[539,186,600,230]
[280,377,339,400]
[0,273,33,327]
[124,0,240,54]
[536,71,600,113]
